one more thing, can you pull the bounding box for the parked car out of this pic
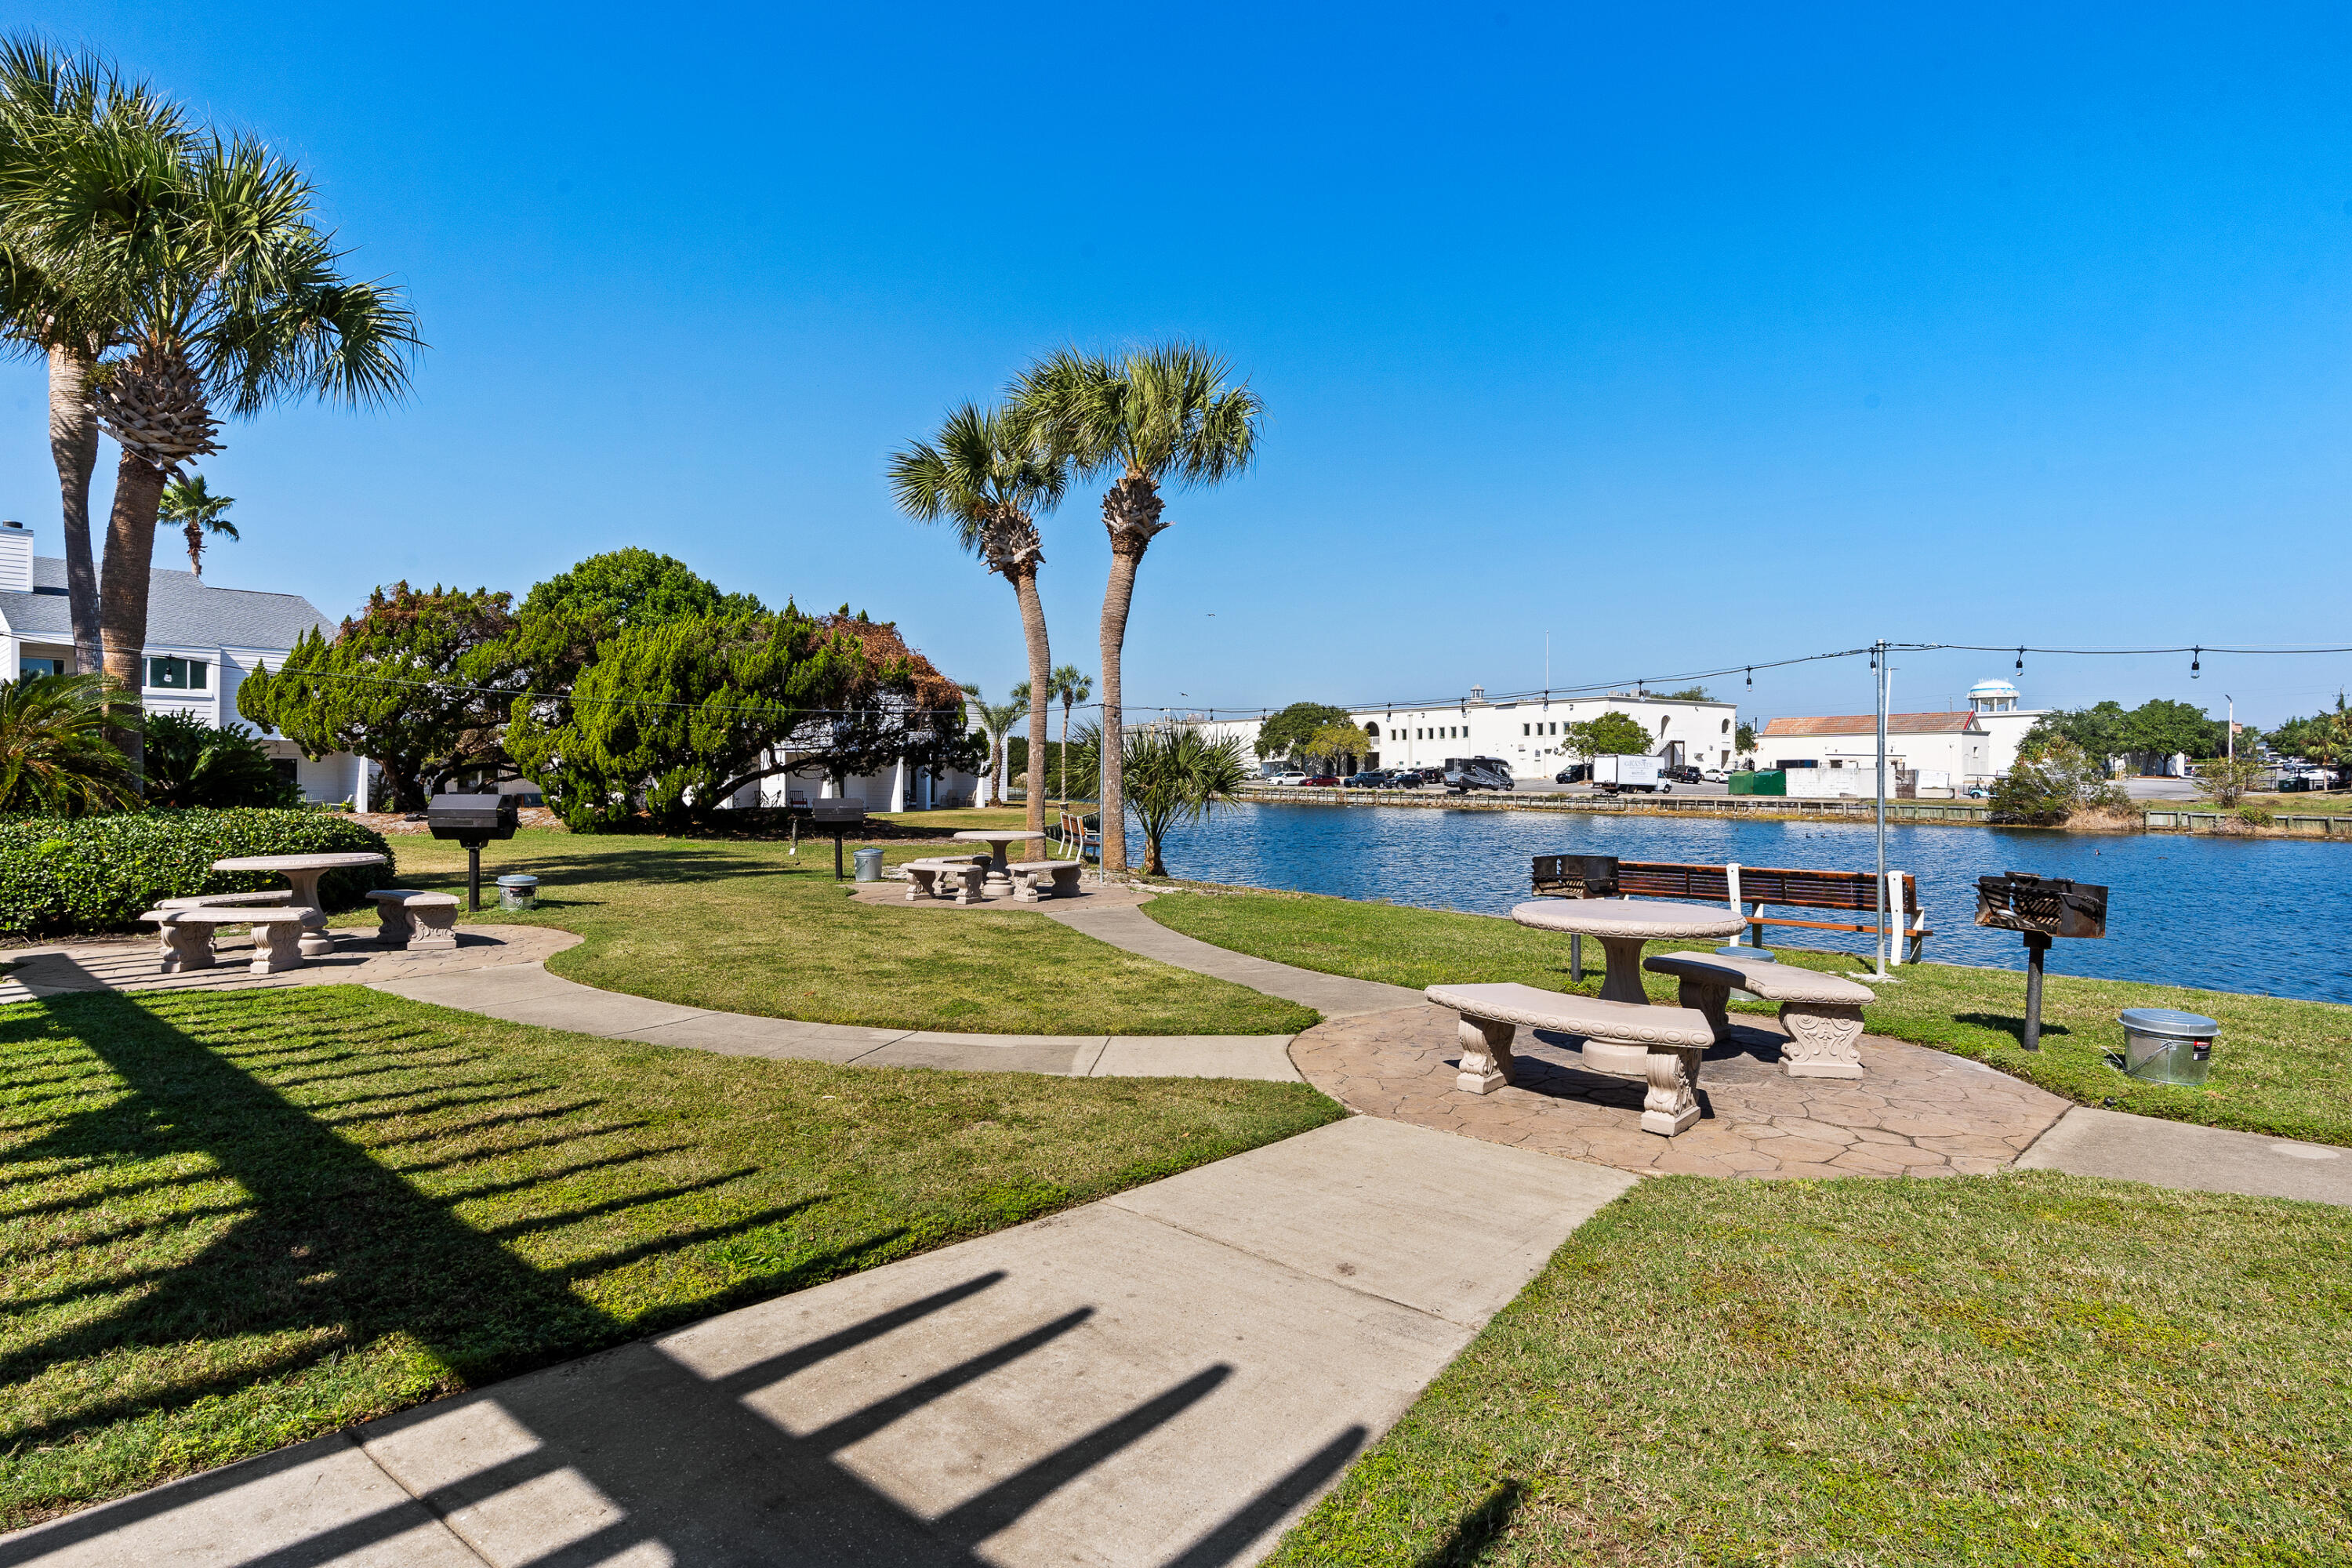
[1662,765,1704,785]
[1269,771,1309,786]
[1700,768,1727,782]
[1301,775,1341,787]
[1342,771,1387,789]
[1553,762,1592,785]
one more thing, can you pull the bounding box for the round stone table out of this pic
[951,829,1051,899]
[212,852,388,957]
[1511,898,1747,1078]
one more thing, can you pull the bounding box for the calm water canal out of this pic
[1149,801,2352,1004]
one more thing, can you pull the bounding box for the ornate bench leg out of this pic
[904,869,932,902]
[1454,1014,1516,1095]
[1011,872,1040,905]
[158,920,215,974]
[1641,1044,1704,1136]
[409,904,459,953]
[249,922,306,975]
[1676,977,1733,1043]
[954,869,982,906]
[376,902,415,947]
[1780,1003,1866,1079]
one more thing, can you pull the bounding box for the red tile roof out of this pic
[1759,713,1981,737]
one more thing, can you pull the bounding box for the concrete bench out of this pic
[1007,859,1083,903]
[366,889,461,952]
[154,890,292,956]
[1425,981,1718,1137]
[1643,953,1875,1080]
[901,858,986,905]
[141,906,325,975]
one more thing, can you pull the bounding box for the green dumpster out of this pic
[1730,770,1786,796]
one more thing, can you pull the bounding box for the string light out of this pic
[2190,645,2201,679]
[2015,647,2025,675]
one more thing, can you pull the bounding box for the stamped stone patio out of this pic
[1290,1003,2071,1178]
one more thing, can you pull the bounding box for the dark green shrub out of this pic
[0,810,396,937]
[142,712,303,809]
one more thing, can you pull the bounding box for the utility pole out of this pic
[1870,638,1893,981]
[2226,695,2234,763]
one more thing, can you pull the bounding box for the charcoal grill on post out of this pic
[427,793,519,912]
[1974,872,2109,1051]
[804,799,866,880]
[1532,855,1621,981]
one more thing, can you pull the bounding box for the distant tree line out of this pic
[2019,699,2227,774]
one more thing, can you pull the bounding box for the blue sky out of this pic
[5,2,2351,731]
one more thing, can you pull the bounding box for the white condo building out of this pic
[0,521,372,804]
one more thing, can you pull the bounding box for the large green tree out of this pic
[1254,702,1352,761]
[1014,343,1263,872]
[506,610,862,832]
[2270,696,2352,768]
[2,118,418,775]
[2124,699,2223,762]
[0,37,185,674]
[891,402,1065,843]
[238,583,518,811]
[517,547,762,630]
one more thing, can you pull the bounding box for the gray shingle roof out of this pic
[0,556,332,652]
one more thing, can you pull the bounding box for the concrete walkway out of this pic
[2016,1105,2352,1205]
[371,953,1305,1083]
[0,1117,1634,1568]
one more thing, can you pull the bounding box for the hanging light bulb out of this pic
[1745,667,1753,689]
[2015,646,2025,675]
[2190,645,2201,679]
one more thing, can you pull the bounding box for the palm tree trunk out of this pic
[1011,566,1053,851]
[47,347,103,675]
[1097,538,1147,872]
[100,452,167,783]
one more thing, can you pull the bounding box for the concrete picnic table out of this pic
[1511,897,1746,1078]
[951,829,1050,899]
[211,852,388,957]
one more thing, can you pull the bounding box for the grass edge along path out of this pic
[0,984,1342,1529]
[321,829,1316,1038]
[1269,1171,2352,1566]
[1141,887,2352,1149]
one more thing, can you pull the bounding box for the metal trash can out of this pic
[496,873,539,911]
[852,847,885,883]
[2117,1007,2218,1086]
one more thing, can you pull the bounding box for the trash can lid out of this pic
[495,873,539,886]
[2118,1007,2218,1036]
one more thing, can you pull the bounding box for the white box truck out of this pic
[1591,754,1666,793]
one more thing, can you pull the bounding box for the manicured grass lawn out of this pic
[326,830,1315,1036]
[1144,889,2352,1147]
[1272,1171,2352,1566]
[0,985,1341,1528]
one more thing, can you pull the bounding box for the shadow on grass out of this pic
[1953,1012,2073,1043]
[1415,1479,1526,1566]
[1,985,1349,1564]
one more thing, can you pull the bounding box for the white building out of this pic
[1755,712,1991,786]
[0,521,372,804]
[1358,688,1740,779]
[1963,677,2048,778]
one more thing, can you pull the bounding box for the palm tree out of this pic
[961,688,1024,807]
[1053,662,1091,801]
[158,472,235,576]
[0,670,136,812]
[1012,343,1262,871]
[0,37,189,674]
[5,126,419,777]
[1120,724,1250,877]
[890,404,1066,848]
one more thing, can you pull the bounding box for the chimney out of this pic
[0,522,31,593]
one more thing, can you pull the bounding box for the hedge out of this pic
[0,811,397,938]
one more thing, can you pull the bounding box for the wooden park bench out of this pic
[1643,952,1875,1079]
[901,857,986,905]
[367,889,462,952]
[1424,982,1718,1136]
[142,906,325,975]
[1533,856,1932,964]
[1007,859,1083,903]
